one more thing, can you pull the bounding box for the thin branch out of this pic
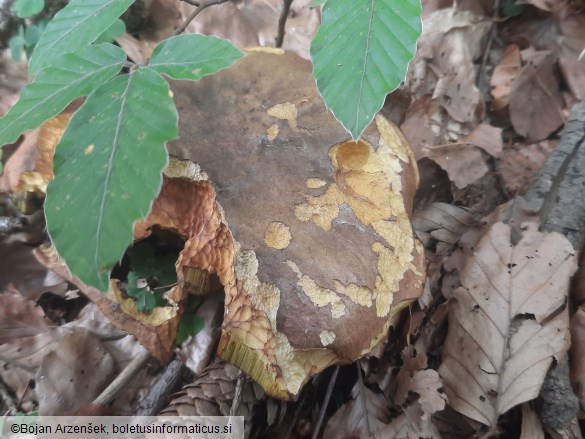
[356,362,372,439]
[311,366,339,439]
[276,0,294,48]
[175,0,230,36]
[94,348,151,406]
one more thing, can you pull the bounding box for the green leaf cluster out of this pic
[0,0,244,292]
[0,0,422,334]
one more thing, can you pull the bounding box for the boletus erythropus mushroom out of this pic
[137,48,425,400]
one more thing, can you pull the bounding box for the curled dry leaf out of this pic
[163,49,425,399]
[439,222,576,427]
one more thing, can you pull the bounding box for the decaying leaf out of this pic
[323,381,390,439]
[509,50,564,143]
[374,402,442,439]
[36,328,115,415]
[499,139,557,194]
[400,98,499,189]
[406,8,491,124]
[412,202,478,255]
[0,292,51,342]
[439,222,576,427]
[490,44,522,113]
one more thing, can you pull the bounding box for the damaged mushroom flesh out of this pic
[141,49,425,400]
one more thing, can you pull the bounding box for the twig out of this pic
[275,0,294,48]
[137,355,184,416]
[311,366,339,439]
[229,370,243,416]
[284,393,305,439]
[175,0,230,36]
[477,0,500,88]
[94,348,151,406]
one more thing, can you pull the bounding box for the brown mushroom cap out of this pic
[163,49,425,399]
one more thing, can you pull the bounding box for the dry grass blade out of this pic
[439,222,576,428]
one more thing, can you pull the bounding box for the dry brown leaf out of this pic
[413,202,478,254]
[181,0,320,59]
[323,381,390,439]
[0,327,114,414]
[463,123,503,158]
[374,402,442,439]
[395,345,428,405]
[407,8,490,124]
[491,44,522,112]
[401,98,492,189]
[409,370,447,417]
[510,50,564,143]
[0,292,51,342]
[520,403,545,439]
[372,345,445,439]
[423,143,489,189]
[499,139,557,194]
[439,221,576,427]
[36,327,115,415]
[557,7,585,100]
[0,241,63,300]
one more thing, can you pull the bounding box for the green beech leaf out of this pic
[149,34,245,81]
[45,67,178,291]
[310,0,421,139]
[0,44,126,148]
[12,0,44,18]
[29,0,133,76]
[95,18,126,44]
